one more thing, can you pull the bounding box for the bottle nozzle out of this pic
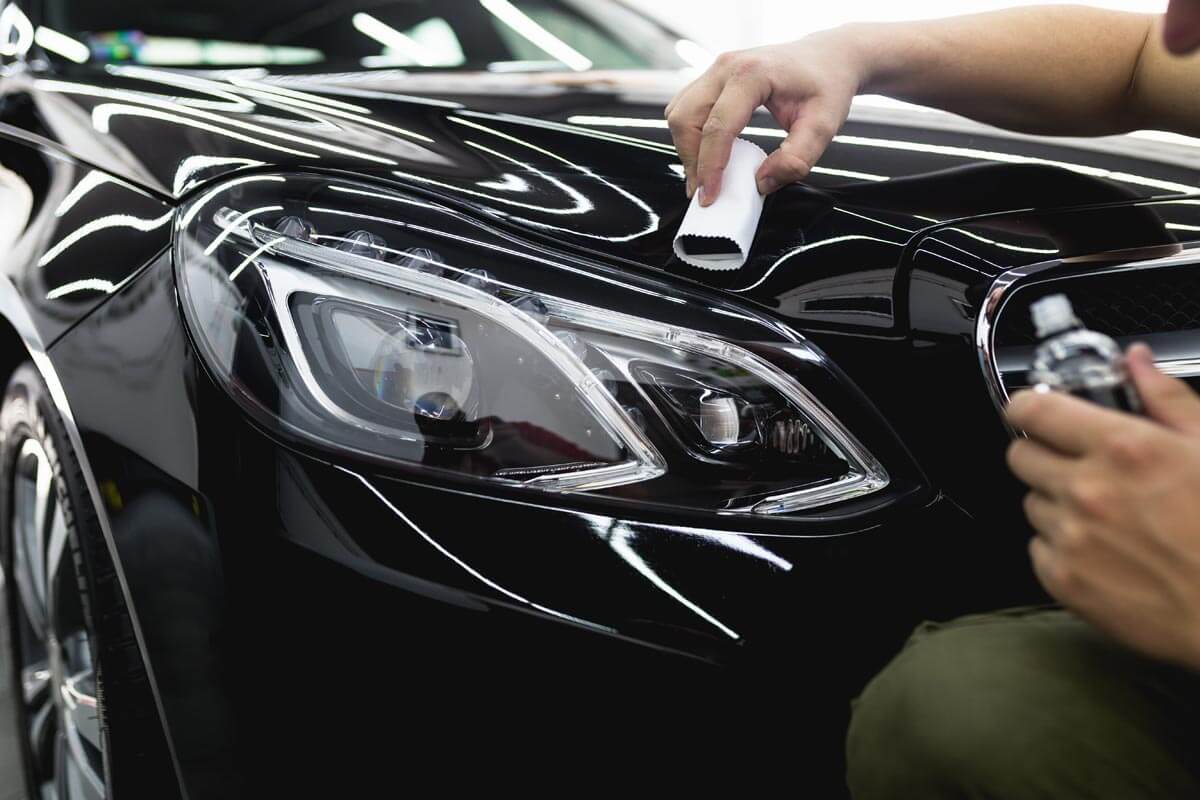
[1031,294,1079,339]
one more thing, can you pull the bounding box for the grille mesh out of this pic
[995,269,1200,346]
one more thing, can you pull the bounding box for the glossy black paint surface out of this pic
[0,133,171,344]
[1,3,1200,794]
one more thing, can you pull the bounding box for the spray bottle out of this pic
[1026,293,1143,414]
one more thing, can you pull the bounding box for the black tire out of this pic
[0,362,173,798]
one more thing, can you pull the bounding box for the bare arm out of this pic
[667,6,1200,204]
[1125,14,1200,135]
[856,7,1152,137]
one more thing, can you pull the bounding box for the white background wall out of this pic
[633,0,1168,53]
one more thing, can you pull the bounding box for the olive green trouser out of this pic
[846,607,1200,799]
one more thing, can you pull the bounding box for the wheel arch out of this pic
[0,278,188,799]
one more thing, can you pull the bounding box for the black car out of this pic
[2,0,1199,796]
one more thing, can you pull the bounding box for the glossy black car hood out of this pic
[17,65,1200,302]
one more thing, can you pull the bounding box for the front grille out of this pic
[995,268,1200,346]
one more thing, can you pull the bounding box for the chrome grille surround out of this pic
[976,244,1200,433]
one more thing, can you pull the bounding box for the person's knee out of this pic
[846,616,1067,799]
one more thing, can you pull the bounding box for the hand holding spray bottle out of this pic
[1026,294,1144,413]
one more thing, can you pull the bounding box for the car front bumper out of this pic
[44,249,1040,797]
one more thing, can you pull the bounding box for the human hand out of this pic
[1007,344,1200,669]
[664,30,865,205]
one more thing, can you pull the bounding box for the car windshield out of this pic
[37,0,691,71]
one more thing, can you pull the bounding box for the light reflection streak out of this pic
[54,171,116,217]
[326,465,803,643]
[34,26,88,63]
[103,65,256,112]
[566,116,797,142]
[46,279,116,300]
[112,64,436,144]
[444,116,660,242]
[939,226,1059,255]
[920,238,1000,273]
[38,211,173,267]
[479,0,592,71]
[564,116,1200,195]
[204,205,282,255]
[567,115,684,129]
[457,138,593,213]
[91,104,319,159]
[780,344,826,364]
[360,54,414,69]
[205,67,272,79]
[477,173,532,192]
[0,4,33,58]
[232,84,435,144]
[916,212,1063,258]
[733,235,901,294]
[1130,130,1200,148]
[585,515,740,640]
[225,76,373,114]
[832,133,1200,195]
[834,207,921,235]
[180,175,286,228]
[486,59,565,72]
[708,305,803,342]
[630,519,792,572]
[341,468,612,631]
[264,80,464,111]
[37,79,399,166]
[912,246,982,274]
[173,156,267,195]
[392,147,593,218]
[557,115,891,181]
[465,111,676,156]
[811,166,888,182]
[352,12,438,66]
[228,237,283,282]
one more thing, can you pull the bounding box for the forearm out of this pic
[839,6,1154,136]
[666,4,1188,203]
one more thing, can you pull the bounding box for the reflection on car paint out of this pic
[586,514,740,640]
[341,464,616,632]
[568,114,1200,195]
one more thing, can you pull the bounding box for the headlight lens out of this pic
[174,175,888,515]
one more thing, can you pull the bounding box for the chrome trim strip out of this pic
[0,276,190,799]
[976,259,1062,428]
[976,245,1200,430]
[1002,356,1200,384]
[1158,357,1200,379]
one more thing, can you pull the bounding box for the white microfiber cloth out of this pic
[672,138,768,271]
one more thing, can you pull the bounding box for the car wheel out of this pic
[0,362,156,799]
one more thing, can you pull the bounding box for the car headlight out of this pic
[173,174,888,515]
